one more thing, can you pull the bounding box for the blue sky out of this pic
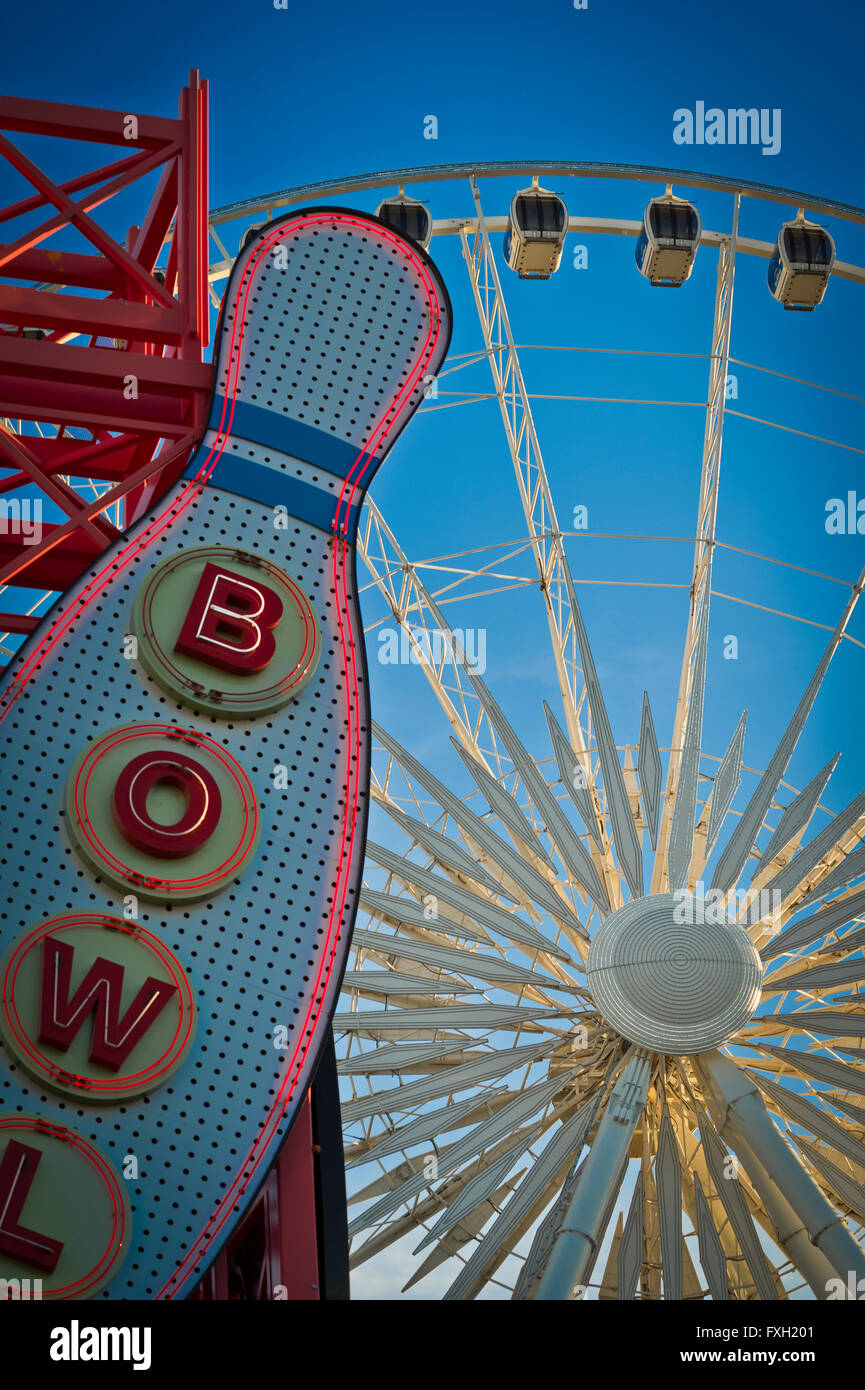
[3,0,865,1300]
[3,0,864,208]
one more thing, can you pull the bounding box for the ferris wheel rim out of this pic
[209,159,865,229]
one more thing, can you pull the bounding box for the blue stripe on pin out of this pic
[207,396,373,481]
[184,450,360,541]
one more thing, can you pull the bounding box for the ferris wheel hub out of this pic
[586,893,762,1055]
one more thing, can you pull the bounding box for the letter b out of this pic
[175,562,284,673]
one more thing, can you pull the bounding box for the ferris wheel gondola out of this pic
[375,189,433,250]
[635,188,701,286]
[503,179,568,278]
[768,211,835,310]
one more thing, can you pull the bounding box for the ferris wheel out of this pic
[204,161,865,1302]
[2,129,865,1303]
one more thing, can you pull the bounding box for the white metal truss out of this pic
[460,178,620,903]
[652,194,740,894]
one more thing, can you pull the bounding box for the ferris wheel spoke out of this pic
[755,1042,865,1097]
[691,1160,751,1295]
[794,1138,865,1225]
[637,693,663,852]
[459,181,585,742]
[755,754,840,880]
[727,1133,837,1296]
[346,1095,527,1173]
[760,886,865,961]
[534,1051,652,1299]
[693,1174,731,1300]
[696,1050,865,1283]
[342,969,481,1002]
[351,932,582,1002]
[346,1090,506,1180]
[447,738,591,933]
[544,701,604,849]
[444,1094,602,1300]
[366,840,572,962]
[336,1003,567,1046]
[668,596,712,893]
[358,499,519,772]
[756,788,865,918]
[372,721,592,947]
[373,790,512,900]
[460,181,622,900]
[413,1122,544,1255]
[348,1068,580,1239]
[417,622,612,915]
[403,1170,528,1290]
[655,1107,684,1300]
[341,1038,563,1124]
[515,1145,594,1299]
[799,840,865,907]
[761,952,865,995]
[693,1101,781,1299]
[349,1148,527,1282]
[769,1008,865,1041]
[563,568,646,901]
[450,738,552,858]
[338,1039,471,1074]
[712,562,865,897]
[359,886,494,946]
[748,1072,865,1173]
[700,709,748,866]
[818,915,865,958]
[614,1173,645,1300]
[827,1094,865,1126]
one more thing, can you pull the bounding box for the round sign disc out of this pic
[0,1115,131,1299]
[0,913,197,1102]
[131,545,320,717]
[65,722,260,902]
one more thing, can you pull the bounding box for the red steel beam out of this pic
[0,248,127,292]
[0,133,180,307]
[0,286,184,343]
[0,382,195,436]
[0,74,210,614]
[0,611,38,635]
[0,430,196,588]
[0,94,181,149]
[0,149,155,229]
[275,1097,321,1300]
[0,335,211,392]
[0,422,117,546]
[0,435,141,490]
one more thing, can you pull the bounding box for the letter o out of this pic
[112,750,222,858]
[65,723,260,901]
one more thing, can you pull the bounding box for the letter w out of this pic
[39,936,176,1070]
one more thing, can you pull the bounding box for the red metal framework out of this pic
[0,71,211,643]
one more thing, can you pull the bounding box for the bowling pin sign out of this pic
[0,208,452,1298]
